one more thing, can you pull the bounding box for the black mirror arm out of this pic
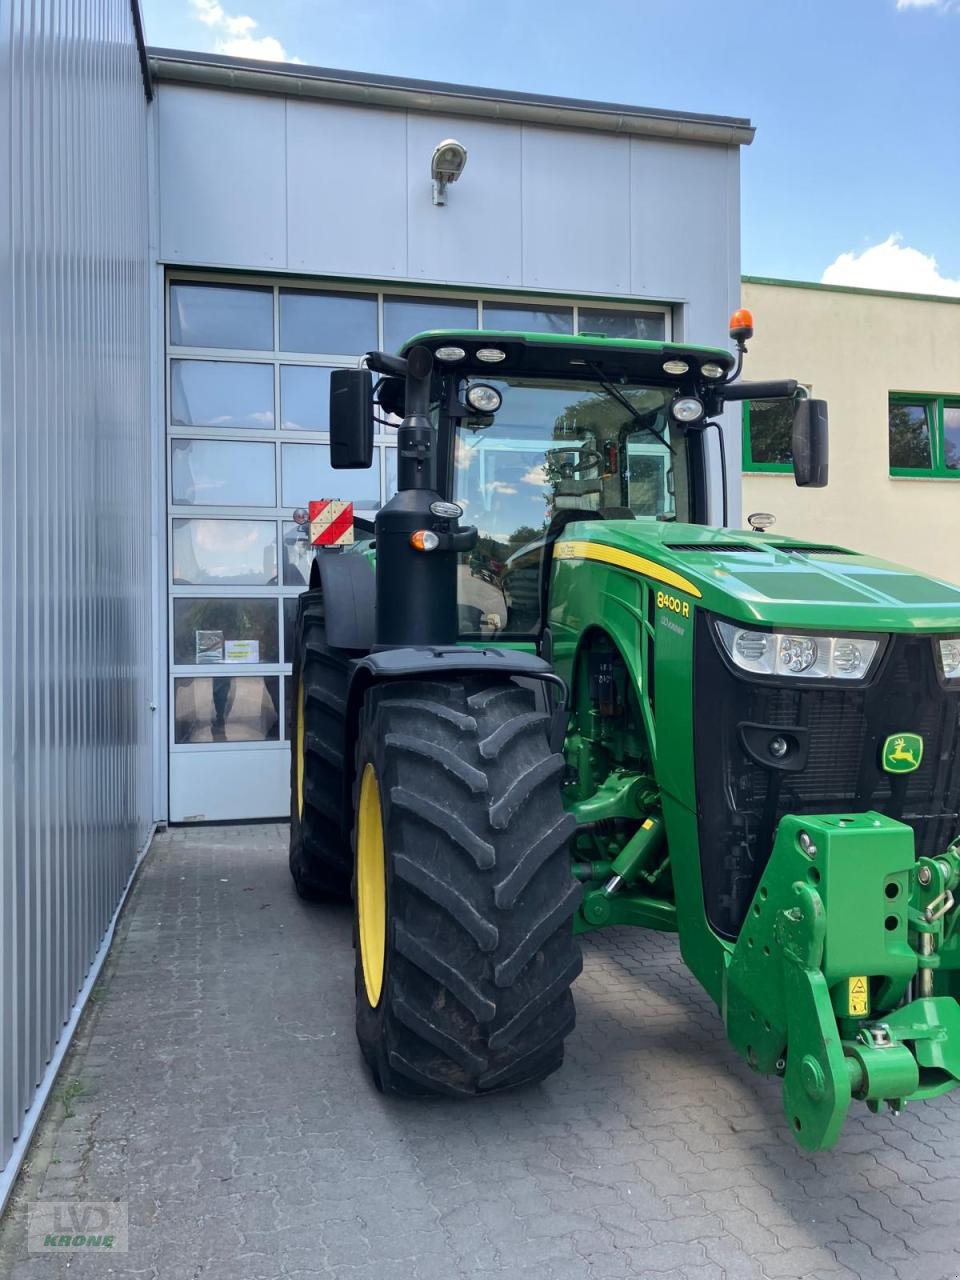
[722,379,799,403]
[364,351,409,378]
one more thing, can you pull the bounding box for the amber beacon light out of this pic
[728,307,755,344]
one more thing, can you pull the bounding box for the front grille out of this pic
[693,615,960,938]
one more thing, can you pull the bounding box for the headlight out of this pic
[716,621,881,681]
[672,395,704,423]
[663,359,689,375]
[938,638,960,678]
[700,362,724,379]
[465,383,502,413]
[434,345,466,362]
[475,347,506,363]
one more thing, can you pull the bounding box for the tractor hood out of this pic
[559,521,960,632]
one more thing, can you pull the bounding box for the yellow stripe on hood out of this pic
[554,540,702,599]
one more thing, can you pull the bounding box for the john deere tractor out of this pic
[290,311,960,1149]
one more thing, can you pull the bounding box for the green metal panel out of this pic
[547,519,960,632]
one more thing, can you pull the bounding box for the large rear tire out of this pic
[289,590,352,901]
[352,678,581,1095]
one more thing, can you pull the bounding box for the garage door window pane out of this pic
[171,439,276,506]
[172,519,277,585]
[171,360,274,429]
[383,297,477,353]
[281,365,331,431]
[282,521,317,585]
[281,443,381,510]
[170,283,274,350]
[173,598,279,665]
[174,676,281,743]
[280,289,377,355]
[483,303,573,334]
[578,307,665,341]
[283,598,298,661]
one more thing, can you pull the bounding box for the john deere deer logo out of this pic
[882,733,923,774]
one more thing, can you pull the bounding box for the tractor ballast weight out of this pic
[291,317,960,1149]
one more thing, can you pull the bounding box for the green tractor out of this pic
[290,311,960,1149]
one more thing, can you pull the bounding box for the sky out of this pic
[142,0,960,294]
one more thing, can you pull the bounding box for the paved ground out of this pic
[2,824,960,1280]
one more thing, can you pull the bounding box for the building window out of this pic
[383,296,478,353]
[482,301,573,334]
[577,306,666,341]
[742,399,795,472]
[889,394,960,477]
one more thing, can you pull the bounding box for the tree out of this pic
[888,403,931,469]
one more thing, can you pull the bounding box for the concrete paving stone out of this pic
[647,1213,724,1244]
[491,1234,581,1269]
[885,1256,960,1280]
[620,1240,710,1272]
[710,1208,785,1256]
[825,1239,903,1280]
[521,1210,599,1239]
[701,1237,780,1280]
[839,1214,913,1261]
[5,824,960,1280]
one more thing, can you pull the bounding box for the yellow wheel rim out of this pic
[356,763,387,1007]
[295,680,306,821]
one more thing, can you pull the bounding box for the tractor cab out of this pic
[426,339,709,639]
[335,325,827,646]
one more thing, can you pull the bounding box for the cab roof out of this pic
[397,329,735,383]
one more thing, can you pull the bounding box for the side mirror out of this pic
[329,369,373,469]
[792,398,828,488]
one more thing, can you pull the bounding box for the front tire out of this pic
[353,678,581,1096]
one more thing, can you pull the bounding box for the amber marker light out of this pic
[729,307,754,343]
[410,530,440,552]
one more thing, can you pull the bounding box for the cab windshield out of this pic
[447,376,692,639]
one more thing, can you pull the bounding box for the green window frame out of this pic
[741,399,794,473]
[889,392,960,478]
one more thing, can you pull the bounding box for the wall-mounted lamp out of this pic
[431,138,467,206]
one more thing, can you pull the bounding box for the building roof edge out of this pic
[147,48,755,146]
[743,274,960,307]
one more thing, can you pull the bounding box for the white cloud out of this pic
[820,235,960,297]
[189,0,303,63]
[895,0,959,10]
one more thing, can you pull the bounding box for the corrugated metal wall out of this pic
[0,0,153,1173]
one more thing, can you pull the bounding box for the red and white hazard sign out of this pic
[309,499,354,546]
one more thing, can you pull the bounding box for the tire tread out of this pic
[353,678,581,1097]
